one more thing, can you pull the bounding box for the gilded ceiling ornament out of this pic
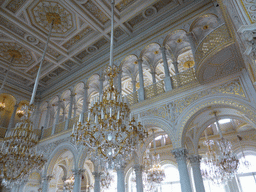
[6,0,27,13]
[32,1,73,33]
[0,42,32,65]
[240,0,256,24]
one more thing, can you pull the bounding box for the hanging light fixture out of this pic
[145,130,165,185]
[0,5,60,186]
[64,175,75,191]
[237,135,250,172]
[16,106,25,118]
[71,0,148,168]
[213,111,239,180]
[201,131,227,185]
[0,96,6,111]
[100,170,114,190]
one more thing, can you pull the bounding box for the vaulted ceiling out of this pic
[0,0,209,94]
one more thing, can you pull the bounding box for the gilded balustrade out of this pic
[126,91,139,105]
[145,80,165,100]
[42,126,52,138]
[0,127,7,138]
[195,24,233,68]
[55,121,65,134]
[68,116,79,129]
[172,68,196,88]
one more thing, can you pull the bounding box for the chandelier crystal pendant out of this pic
[71,0,148,168]
[0,11,58,187]
[145,130,165,185]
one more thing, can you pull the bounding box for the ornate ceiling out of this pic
[0,0,205,93]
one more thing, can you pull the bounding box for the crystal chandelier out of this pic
[101,170,114,190]
[213,111,239,180]
[201,138,227,184]
[71,0,148,168]
[0,7,58,186]
[0,96,6,111]
[64,175,75,191]
[0,105,46,187]
[145,130,165,185]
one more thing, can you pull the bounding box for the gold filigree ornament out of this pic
[183,60,195,69]
[0,105,47,187]
[7,50,22,59]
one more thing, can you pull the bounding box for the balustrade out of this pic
[172,68,196,88]
[0,127,7,138]
[42,127,52,138]
[54,121,66,134]
[126,91,139,105]
[145,80,165,99]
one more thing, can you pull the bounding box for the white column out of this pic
[118,70,122,93]
[188,155,205,192]
[160,46,172,91]
[73,169,84,192]
[42,175,52,192]
[117,166,125,192]
[73,106,77,118]
[131,79,137,93]
[43,105,51,129]
[93,172,101,192]
[65,94,75,130]
[134,165,144,192]
[173,60,180,74]
[62,176,67,192]
[99,77,104,95]
[137,58,145,101]
[172,148,192,192]
[52,100,61,135]
[151,71,156,84]
[186,32,197,60]
[81,86,89,123]
[7,104,18,131]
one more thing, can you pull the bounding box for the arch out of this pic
[189,13,219,32]
[45,143,78,175]
[141,116,176,148]
[176,95,256,148]
[163,29,188,46]
[86,73,100,87]
[120,55,138,69]
[139,43,161,59]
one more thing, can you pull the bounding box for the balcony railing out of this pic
[38,69,197,140]
[145,80,165,100]
[195,24,232,67]
[171,68,196,89]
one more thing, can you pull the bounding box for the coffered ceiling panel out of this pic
[0,0,208,93]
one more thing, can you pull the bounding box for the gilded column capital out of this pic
[159,46,166,52]
[137,58,143,64]
[134,164,144,172]
[42,175,53,182]
[72,169,85,176]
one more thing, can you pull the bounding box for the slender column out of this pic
[99,77,104,95]
[42,175,52,192]
[160,47,172,91]
[137,58,145,101]
[73,106,77,118]
[172,148,192,192]
[81,86,89,123]
[188,155,205,192]
[117,166,125,192]
[134,165,144,192]
[131,79,137,93]
[151,71,156,84]
[65,94,75,130]
[173,60,180,74]
[62,176,67,192]
[73,169,84,192]
[7,104,18,131]
[52,100,61,135]
[93,172,101,192]
[118,70,122,93]
[186,32,197,60]
[43,105,51,129]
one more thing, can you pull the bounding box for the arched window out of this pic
[236,154,256,192]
